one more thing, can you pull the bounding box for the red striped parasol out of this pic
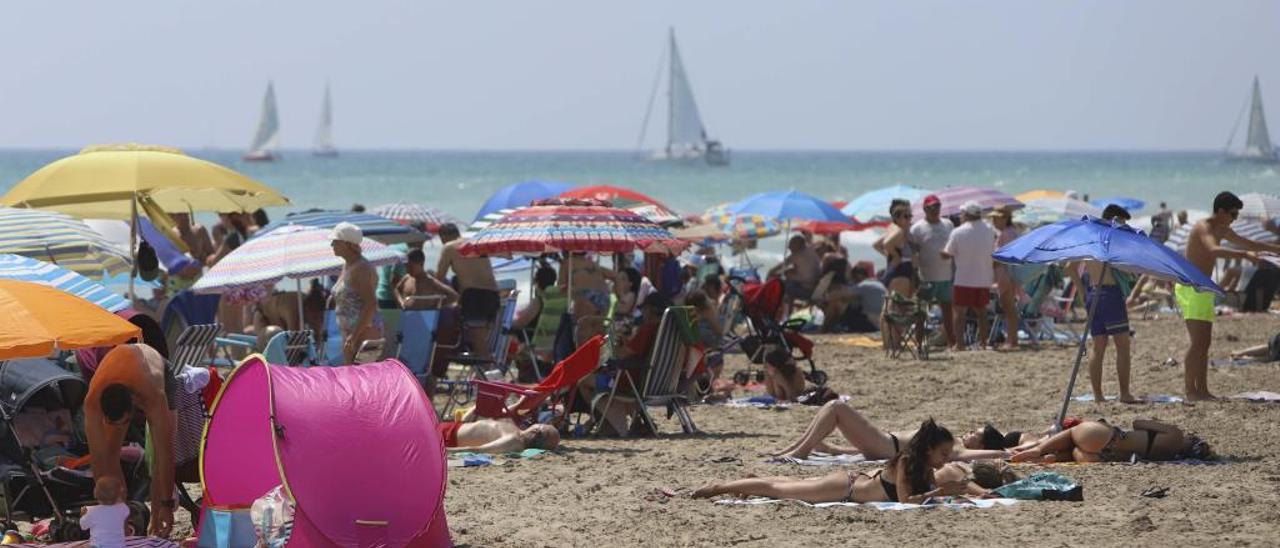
[911,186,1023,218]
[458,198,688,256]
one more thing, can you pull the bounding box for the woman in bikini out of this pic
[559,252,617,344]
[1010,419,1211,463]
[695,420,1013,504]
[770,400,1029,461]
[876,203,916,297]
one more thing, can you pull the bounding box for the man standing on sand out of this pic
[436,223,500,359]
[941,202,996,350]
[1179,192,1280,400]
[910,194,957,348]
[1067,205,1139,403]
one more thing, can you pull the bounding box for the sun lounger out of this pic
[472,335,604,426]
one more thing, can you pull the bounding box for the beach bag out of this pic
[795,386,840,406]
[251,485,295,548]
[993,472,1082,501]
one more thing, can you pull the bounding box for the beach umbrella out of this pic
[994,216,1222,427]
[728,190,850,224]
[1089,197,1145,213]
[840,185,929,223]
[371,202,460,232]
[1239,192,1280,221]
[464,208,519,240]
[0,279,141,359]
[255,210,426,244]
[1015,189,1066,202]
[474,180,575,222]
[910,186,1023,218]
[0,255,129,312]
[1164,219,1279,253]
[1014,198,1103,227]
[671,223,732,247]
[459,198,687,256]
[701,203,780,240]
[559,185,681,225]
[794,219,874,236]
[0,208,132,278]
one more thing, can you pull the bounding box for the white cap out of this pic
[329,222,363,245]
[961,201,983,218]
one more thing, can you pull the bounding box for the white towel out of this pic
[766,452,885,467]
[715,497,1020,511]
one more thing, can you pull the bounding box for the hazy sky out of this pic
[2,1,1278,150]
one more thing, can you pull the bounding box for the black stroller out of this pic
[0,358,149,541]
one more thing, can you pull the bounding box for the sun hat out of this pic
[961,201,983,218]
[329,222,363,245]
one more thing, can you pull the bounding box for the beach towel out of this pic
[765,452,885,467]
[1072,394,1184,403]
[8,538,178,548]
[830,335,882,348]
[993,472,1081,500]
[721,394,850,409]
[1230,391,1280,402]
[1211,357,1259,367]
[715,496,1019,511]
[447,448,552,468]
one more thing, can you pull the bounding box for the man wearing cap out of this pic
[436,222,500,360]
[909,194,957,347]
[941,201,997,350]
[1065,205,1139,403]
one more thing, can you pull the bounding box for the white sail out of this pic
[313,84,337,156]
[667,29,708,154]
[1244,77,1276,161]
[247,82,281,156]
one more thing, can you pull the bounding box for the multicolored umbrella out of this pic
[193,225,406,295]
[0,254,128,312]
[0,207,132,278]
[840,185,929,223]
[1164,219,1279,253]
[1014,198,1103,227]
[459,198,687,256]
[701,203,780,240]
[474,180,574,222]
[464,207,519,239]
[911,186,1023,218]
[1239,192,1280,221]
[730,190,849,223]
[255,210,426,244]
[371,202,460,232]
[559,185,680,224]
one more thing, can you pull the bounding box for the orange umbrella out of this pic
[0,279,140,359]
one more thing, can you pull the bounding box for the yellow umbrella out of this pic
[1,143,289,219]
[1016,189,1066,202]
[0,279,141,359]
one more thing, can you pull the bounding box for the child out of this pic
[80,476,128,548]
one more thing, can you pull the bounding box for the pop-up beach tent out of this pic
[198,356,449,547]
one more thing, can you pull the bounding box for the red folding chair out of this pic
[473,335,604,425]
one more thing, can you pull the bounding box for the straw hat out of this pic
[987,205,1014,219]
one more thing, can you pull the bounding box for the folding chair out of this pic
[397,308,442,388]
[319,311,387,365]
[262,330,316,366]
[472,335,604,427]
[167,322,222,517]
[593,307,700,436]
[882,293,930,360]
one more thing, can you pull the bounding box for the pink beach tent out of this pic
[199,356,450,547]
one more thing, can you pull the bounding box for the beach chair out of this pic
[319,311,387,365]
[882,293,930,360]
[159,291,221,352]
[262,330,316,366]
[438,292,519,381]
[397,307,442,387]
[473,335,604,427]
[593,307,701,436]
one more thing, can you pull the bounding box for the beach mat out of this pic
[1211,357,1260,367]
[715,496,1019,511]
[830,335,881,348]
[1230,391,1280,402]
[9,538,178,548]
[721,394,850,409]
[1073,394,1183,403]
[765,452,885,467]
[448,448,551,468]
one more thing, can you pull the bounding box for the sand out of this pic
[441,313,1280,547]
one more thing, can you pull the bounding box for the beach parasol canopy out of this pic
[794,219,873,236]
[1014,198,1103,227]
[371,202,460,232]
[1089,197,1145,213]
[911,186,1023,218]
[559,185,680,225]
[671,223,732,246]
[0,279,141,359]
[464,208,519,240]
[1164,219,1279,253]
[0,144,288,219]
[255,210,426,244]
[840,185,929,223]
[728,190,849,224]
[0,255,128,312]
[459,198,687,256]
[0,207,132,277]
[474,180,575,222]
[701,203,780,240]
[1238,192,1280,221]
[1015,189,1066,202]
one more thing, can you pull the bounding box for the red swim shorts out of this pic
[952,285,991,308]
[438,421,461,448]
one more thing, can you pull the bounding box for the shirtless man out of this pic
[396,248,459,309]
[1179,192,1280,400]
[83,344,175,537]
[436,223,499,358]
[768,235,821,306]
[437,418,560,454]
[170,212,214,267]
[1066,205,1138,403]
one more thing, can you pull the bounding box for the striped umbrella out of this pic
[1239,193,1280,221]
[841,185,929,223]
[371,202,460,232]
[701,203,780,240]
[459,198,687,256]
[464,208,519,239]
[254,210,426,244]
[0,254,128,312]
[911,186,1023,218]
[194,225,406,295]
[0,207,132,278]
[559,185,681,225]
[1014,198,1103,227]
[1165,219,1278,253]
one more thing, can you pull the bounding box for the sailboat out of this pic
[636,28,729,166]
[243,81,281,162]
[313,84,337,157]
[1226,76,1278,163]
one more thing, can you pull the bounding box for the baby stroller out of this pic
[725,278,828,386]
[0,358,150,541]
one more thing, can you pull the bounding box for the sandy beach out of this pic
[439,313,1280,547]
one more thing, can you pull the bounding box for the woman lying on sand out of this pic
[771,400,1037,460]
[1010,419,1211,463]
[696,420,1018,504]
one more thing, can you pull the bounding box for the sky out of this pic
[1,1,1278,151]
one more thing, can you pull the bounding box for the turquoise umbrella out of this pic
[840,185,929,223]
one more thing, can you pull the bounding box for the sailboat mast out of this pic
[667,27,677,156]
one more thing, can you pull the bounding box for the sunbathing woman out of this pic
[1010,419,1211,463]
[695,420,1013,504]
[771,400,1028,461]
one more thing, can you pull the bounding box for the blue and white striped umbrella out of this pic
[254,210,426,244]
[0,207,132,278]
[0,254,128,312]
[1165,219,1279,252]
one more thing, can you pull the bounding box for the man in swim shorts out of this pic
[437,222,500,359]
[1180,192,1280,400]
[437,418,560,454]
[1069,205,1139,403]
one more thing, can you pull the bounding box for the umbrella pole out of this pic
[296,277,305,333]
[128,193,137,304]
[1055,262,1108,429]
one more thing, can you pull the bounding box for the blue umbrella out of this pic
[0,254,129,312]
[254,210,426,244]
[728,190,848,223]
[474,180,575,222]
[840,185,929,223]
[1089,197,1145,213]
[994,216,1221,426]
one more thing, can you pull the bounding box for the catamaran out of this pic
[1226,76,1278,163]
[313,83,337,157]
[636,28,729,166]
[243,81,281,162]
